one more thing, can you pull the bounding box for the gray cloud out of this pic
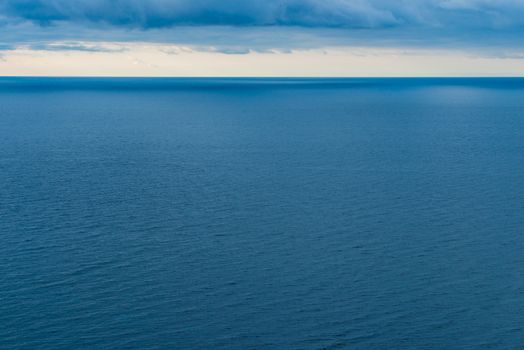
[26,42,128,52]
[1,1,524,52]
[3,0,524,29]
[0,0,401,28]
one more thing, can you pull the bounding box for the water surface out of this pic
[1,78,524,349]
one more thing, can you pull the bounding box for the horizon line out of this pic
[2,76,524,79]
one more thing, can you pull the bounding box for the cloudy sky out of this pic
[1,0,524,76]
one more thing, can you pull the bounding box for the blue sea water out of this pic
[1,78,524,349]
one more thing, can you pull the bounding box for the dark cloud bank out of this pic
[1,0,524,51]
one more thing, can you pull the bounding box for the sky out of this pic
[1,0,524,76]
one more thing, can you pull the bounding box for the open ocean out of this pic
[1,78,524,349]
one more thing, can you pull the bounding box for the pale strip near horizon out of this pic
[1,43,524,77]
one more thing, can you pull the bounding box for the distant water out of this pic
[1,78,524,349]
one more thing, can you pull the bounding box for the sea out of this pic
[1,78,524,349]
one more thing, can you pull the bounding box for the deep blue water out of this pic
[1,78,524,349]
